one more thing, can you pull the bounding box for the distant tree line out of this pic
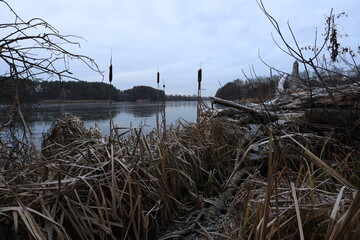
[122,85,165,101]
[0,77,37,103]
[215,77,279,102]
[215,70,359,102]
[41,80,122,101]
[0,78,199,103]
[0,78,123,102]
[166,94,198,101]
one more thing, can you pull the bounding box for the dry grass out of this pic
[0,108,359,239]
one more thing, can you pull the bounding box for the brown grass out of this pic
[0,105,359,239]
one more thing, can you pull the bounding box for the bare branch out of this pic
[0,0,104,152]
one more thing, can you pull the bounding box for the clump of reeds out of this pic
[0,111,247,239]
[158,109,360,239]
[220,128,360,240]
[41,113,103,158]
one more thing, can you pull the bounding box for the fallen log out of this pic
[211,83,360,126]
[210,96,278,122]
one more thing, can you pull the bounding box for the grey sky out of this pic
[3,0,360,96]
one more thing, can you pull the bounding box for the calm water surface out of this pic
[28,101,204,138]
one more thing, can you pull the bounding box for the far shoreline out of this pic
[37,100,110,104]
[36,98,209,104]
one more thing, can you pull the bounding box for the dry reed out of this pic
[0,105,359,239]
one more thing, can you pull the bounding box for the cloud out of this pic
[3,0,360,96]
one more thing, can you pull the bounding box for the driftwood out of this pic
[210,96,278,121]
[211,82,360,126]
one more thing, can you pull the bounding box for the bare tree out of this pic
[255,0,359,137]
[0,0,103,164]
[257,0,359,85]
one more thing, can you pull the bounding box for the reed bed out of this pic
[0,108,359,239]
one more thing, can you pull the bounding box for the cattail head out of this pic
[157,72,160,84]
[109,64,113,83]
[198,68,202,90]
[109,51,113,83]
[198,68,202,82]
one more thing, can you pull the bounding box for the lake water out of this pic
[23,101,207,139]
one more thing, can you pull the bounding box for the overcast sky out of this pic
[3,0,360,96]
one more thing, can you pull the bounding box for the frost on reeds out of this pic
[0,111,359,239]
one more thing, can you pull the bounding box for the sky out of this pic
[2,0,360,96]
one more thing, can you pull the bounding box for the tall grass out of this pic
[0,104,359,239]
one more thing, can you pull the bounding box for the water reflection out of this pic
[4,102,168,122]
[1,101,200,137]
[121,102,163,118]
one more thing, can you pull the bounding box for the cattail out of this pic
[156,71,160,135]
[197,68,202,123]
[109,58,113,83]
[108,54,113,138]
[197,68,202,91]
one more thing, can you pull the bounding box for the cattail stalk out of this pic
[156,71,160,135]
[162,78,166,138]
[109,53,113,139]
[197,68,202,123]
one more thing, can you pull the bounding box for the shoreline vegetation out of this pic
[1,0,359,239]
[37,99,110,104]
[1,101,359,239]
[36,99,210,104]
[36,98,210,104]
[0,78,203,103]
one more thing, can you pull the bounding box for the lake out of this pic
[21,101,210,140]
